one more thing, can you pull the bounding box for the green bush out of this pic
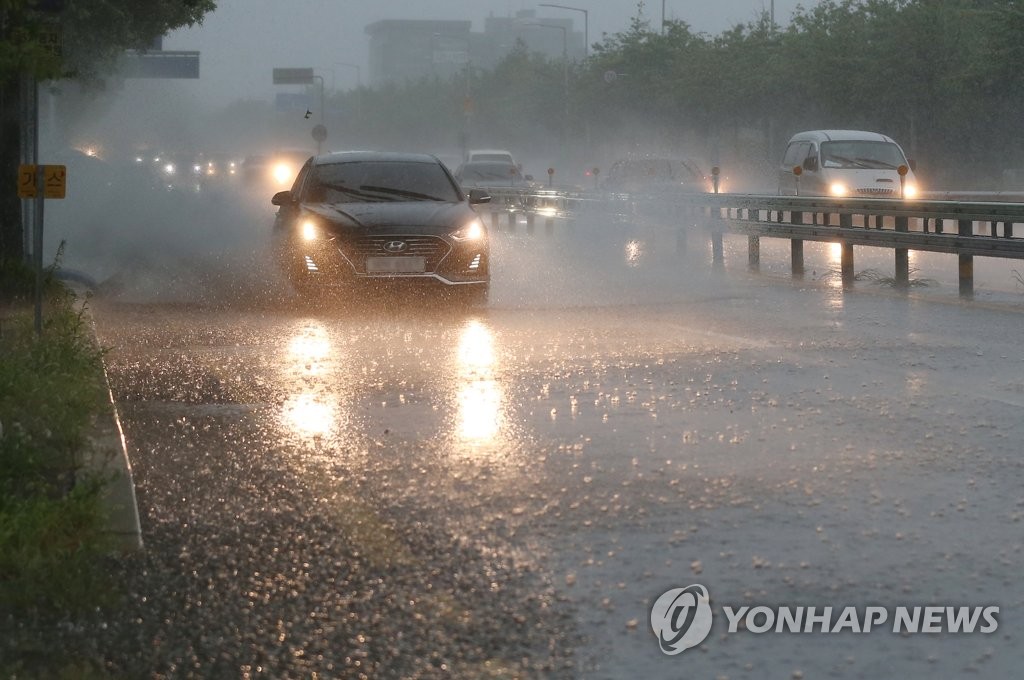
[0,266,115,614]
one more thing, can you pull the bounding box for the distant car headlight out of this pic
[829,182,848,197]
[273,162,295,186]
[301,219,319,241]
[451,219,484,241]
[902,184,918,199]
[163,163,176,175]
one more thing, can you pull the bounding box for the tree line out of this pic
[327,0,1024,190]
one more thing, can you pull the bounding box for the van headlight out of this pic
[451,219,484,241]
[902,184,918,199]
[829,182,848,197]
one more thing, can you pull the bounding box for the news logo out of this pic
[649,584,714,655]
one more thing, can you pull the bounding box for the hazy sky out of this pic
[165,1,814,106]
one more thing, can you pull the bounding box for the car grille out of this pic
[857,187,897,197]
[340,235,450,273]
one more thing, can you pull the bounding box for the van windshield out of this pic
[821,141,907,170]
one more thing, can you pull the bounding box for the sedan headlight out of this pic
[829,182,848,197]
[300,219,320,241]
[451,219,485,241]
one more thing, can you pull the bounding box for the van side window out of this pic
[783,142,813,169]
[782,142,805,168]
[802,144,818,172]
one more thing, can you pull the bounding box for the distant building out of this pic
[365,20,472,87]
[365,11,584,88]
[477,10,583,70]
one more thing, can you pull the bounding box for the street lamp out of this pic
[526,22,569,155]
[538,3,588,57]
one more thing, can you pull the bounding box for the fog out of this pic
[163,1,812,107]
[38,0,1024,304]
[42,2,797,300]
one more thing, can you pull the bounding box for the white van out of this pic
[778,130,918,198]
[466,148,516,165]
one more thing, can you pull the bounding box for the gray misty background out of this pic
[164,0,812,105]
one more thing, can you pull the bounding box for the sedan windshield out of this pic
[304,161,462,203]
[821,141,907,170]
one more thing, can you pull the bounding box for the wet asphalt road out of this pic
[22,212,1024,678]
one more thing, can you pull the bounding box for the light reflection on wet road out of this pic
[91,232,1024,678]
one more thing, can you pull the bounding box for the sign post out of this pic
[273,68,324,152]
[17,163,67,334]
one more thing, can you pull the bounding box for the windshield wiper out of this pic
[825,154,871,169]
[854,158,897,169]
[310,183,374,202]
[359,185,446,201]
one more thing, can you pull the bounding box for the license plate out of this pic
[365,256,426,273]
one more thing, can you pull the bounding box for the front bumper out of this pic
[297,232,489,286]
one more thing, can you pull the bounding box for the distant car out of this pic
[271,151,492,303]
[465,148,516,165]
[243,149,315,192]
[454,160,533,189]
[602,157,711,195]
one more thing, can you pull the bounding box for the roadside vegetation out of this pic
[0,257,118,673]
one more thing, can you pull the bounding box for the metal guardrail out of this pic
[482,187,1024,297]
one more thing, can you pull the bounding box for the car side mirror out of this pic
[468,188,491,205]
[802,156,818,172]
[271,190,295,206]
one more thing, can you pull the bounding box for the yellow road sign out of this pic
[17,164,67,199]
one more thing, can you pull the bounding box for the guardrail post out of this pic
[508,210,517,233]
[526,211,534,235]
[791,210,805,278]
[1004,221,1014,238]
[959,219,973,297]
[841,243,855,287]
[895,215,909,289]
[710,205,724,268]
[712,232,724,267]
[746,207,759,270]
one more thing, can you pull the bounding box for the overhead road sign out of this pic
[273,68,315,85]
[121,50,200,78]
[276,92,313,112]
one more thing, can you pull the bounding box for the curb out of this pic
[79,301,144,553]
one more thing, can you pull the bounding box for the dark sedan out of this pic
[271,152,492,303]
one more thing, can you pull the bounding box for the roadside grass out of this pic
[818,266,937,288]
[1,257,121,672]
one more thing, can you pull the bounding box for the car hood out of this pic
[303,201,473,232]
